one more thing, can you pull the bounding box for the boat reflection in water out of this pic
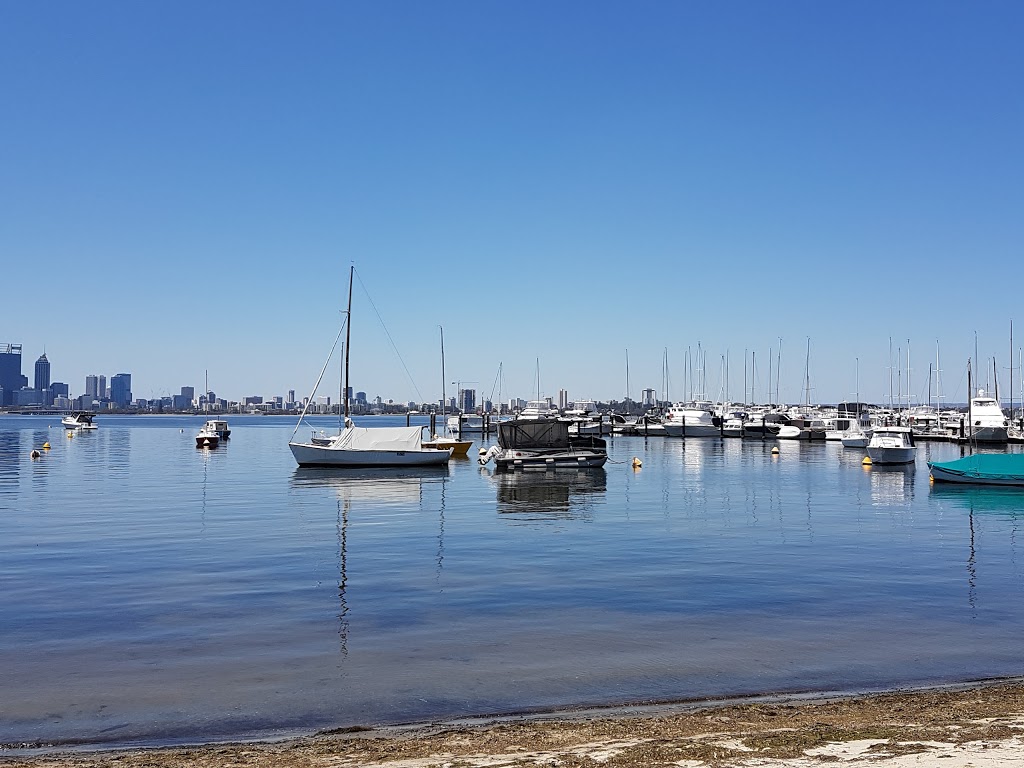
[929,483,1024,518]
[487,467,607,521]
[290,465,450,505]
[867,462,916,506]
[289,466,451,656]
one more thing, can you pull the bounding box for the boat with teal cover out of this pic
[928,453,1024,486]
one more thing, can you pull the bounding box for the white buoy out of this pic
[632,457,642,468]
[771,446,780,455]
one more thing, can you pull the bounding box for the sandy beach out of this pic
[4,680,1024,767]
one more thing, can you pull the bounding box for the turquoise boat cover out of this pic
[928,454,1024,483]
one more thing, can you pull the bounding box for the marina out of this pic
[3,413,1024,750]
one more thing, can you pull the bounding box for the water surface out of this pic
[2,415,1022,747]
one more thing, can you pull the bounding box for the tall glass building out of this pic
[34,353,50,391]
[1,343,28,406]
[110,373,132,407]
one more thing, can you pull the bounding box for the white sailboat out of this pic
[289,267,452,468]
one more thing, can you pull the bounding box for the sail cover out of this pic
[333,426,425,451]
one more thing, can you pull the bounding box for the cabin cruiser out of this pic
[446,414,485,434]
[195,421,224,448]
[517,399,560,419]
[479,418,607,470]
[662,401,719,437]
[61,412,97,430]
[866,426,917,465]
[965,392,1009,443]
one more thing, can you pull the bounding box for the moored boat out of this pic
[195,422,221,448]
[928,453,1024,486]
[479,418,607,470]
[61,412,97,430]
[288,266,452,468]
[866,426,917,465]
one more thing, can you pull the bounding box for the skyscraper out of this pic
[34,353,51,391]
[0,344,28,406]
[98,375,106,400]
[110,373,132,407]
[85,375,99,399]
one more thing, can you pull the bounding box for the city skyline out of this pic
[2,337,1020,412]
[3,2,1022,405]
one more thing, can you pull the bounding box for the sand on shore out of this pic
[3,681,1024,767]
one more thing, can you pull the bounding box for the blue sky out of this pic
[2,2,1022,406]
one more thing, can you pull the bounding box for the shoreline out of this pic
[4,678,1024,767]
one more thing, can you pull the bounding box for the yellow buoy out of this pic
[862,456,872,465]
[67,430,74,438]
[632,457,642,468]
[42,442,51,450]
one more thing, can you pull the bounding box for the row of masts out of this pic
[623,333,1024,416]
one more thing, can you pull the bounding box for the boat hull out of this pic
[196,435,220,448]
[662,423,718,437]
[290,442,452,467]
[866,446,916,464]
[495,451,608,470]
[928,455,1024,486]
[422,439,473,457]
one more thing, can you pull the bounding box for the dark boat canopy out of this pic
[498,419,570,449]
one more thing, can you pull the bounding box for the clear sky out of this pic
[2,1,1022,407]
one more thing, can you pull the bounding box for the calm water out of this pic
[2,414,1024,748]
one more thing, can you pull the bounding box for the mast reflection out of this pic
[289,466,451,654]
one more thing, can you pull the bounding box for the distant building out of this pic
[110,373,132,407]
[50,382,69,397]
[642,388,657,407]
[98,375,106,401]
[459,388,476,413]
[34,353,50,391]
[558,389,568,410]
[0,343,28,406]
[85,375,99,399]
[14,387,44,406]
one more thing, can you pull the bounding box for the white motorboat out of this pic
[965,391,1009,443]
[203,419,230,440]
[479,418,607,470]
[61,412,97,430]
[289,266,452,468]
[866,426,917,465]
[446,414,485,434]
[195,423,221,448]
[662,401,719,437]
[517,399,560,419]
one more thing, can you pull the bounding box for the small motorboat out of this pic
[61,412,97,430]
[866,426,917,465]
[422,433,473,457]
[195,422,222,448]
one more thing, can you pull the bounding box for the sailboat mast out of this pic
[343,265,354,420]
[439,326,446,418]
[967,359,974,454]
